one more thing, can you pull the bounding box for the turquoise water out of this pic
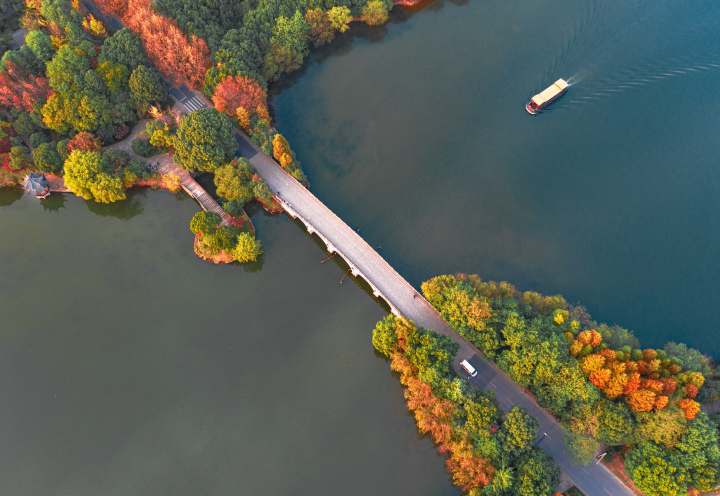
[273,0,720,356]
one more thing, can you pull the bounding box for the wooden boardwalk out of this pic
[156,160,232,224]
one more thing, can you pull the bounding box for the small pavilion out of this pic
[22,173,50,199]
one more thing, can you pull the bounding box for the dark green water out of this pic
[273,0,720,357]
[3,0,720,493]
[0,191,454,494]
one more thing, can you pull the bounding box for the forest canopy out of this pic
[420,273,720,496]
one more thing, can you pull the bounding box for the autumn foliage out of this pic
[94,0,210,89]
[0,62,52,112]
[67,132,102,152]
[212,75,269,131]
[570,328,705,415]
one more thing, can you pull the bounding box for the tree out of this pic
[675,414,720,491]
[513,450,560,496]
[189,210,220,235]
[565,432,599,465]
[597,399,635,446]
[305,9,335,47]
[372,315,398,357]
[263,11,309,82]
[99,28,148,68]
[213,159,255,204]
[67,132,102,152]
[0,62,51,112]
[626,442,687,496]
[212,75,269,124]
[32,142,62,172]
[9,145,31,170]
[233,232,262,263]
[327,6,352,33]
[636,409,687,448]
[63,150,126,203]
[361,0,389,26]
[82,14,107,38]
[499,407,537,457]
[173,109,237,172]
[122,0,211,89]
[271,133,295,168]
[128,65,167,114]
[24,30,55,63]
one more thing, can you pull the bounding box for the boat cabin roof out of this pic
[531,79,568,106]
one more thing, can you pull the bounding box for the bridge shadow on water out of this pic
[281,213,394,315]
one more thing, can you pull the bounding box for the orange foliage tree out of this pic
[0,62,51,112]
[212,75,269,131]
[445,439,495,491]
[67,132,102,152]
[93,0,210,89]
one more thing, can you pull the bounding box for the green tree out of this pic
[189,211,221,235]
[234,232,263,263]
[513,449,560,496]
[626,442,687,496]
[675,414,720,491]
[371,315,398,357]
[499,407,537,457]
[24,30,55,63]
[128,65,167,114]
[565,431,599,465]
[9,145,31,170]
[32,142,62,172]
[597,399,635,446]
[636,408,687,449]
[361,0,389,26]
[213,159,254,204]
[99,28,148,69]
[263,11,309,82]
[63,150,126,203]
[173,109,237,172]
[327,6,352,33]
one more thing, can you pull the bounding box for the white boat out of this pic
[526,78,569,114]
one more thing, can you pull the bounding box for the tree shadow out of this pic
[41,194,66,212]
[0,188,23,207]
[85,190,145,220]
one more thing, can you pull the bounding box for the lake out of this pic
[0,191,454,495]
[2,0,720,493]
[273,0,720,356]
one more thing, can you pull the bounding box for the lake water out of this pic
[0,191,454,495]
[273,0,720,357]
[2,0,720,493]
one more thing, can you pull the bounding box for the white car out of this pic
[460,359,478,377]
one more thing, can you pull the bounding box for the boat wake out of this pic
[563,59,720,107]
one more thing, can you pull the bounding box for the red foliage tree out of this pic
[212,75,269,120]
[445,440,494,491]
[0,62,51,112]
[67,132,102,152]
[94,0,209,89]
[123,0,210,89]
[93,0,129,17]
